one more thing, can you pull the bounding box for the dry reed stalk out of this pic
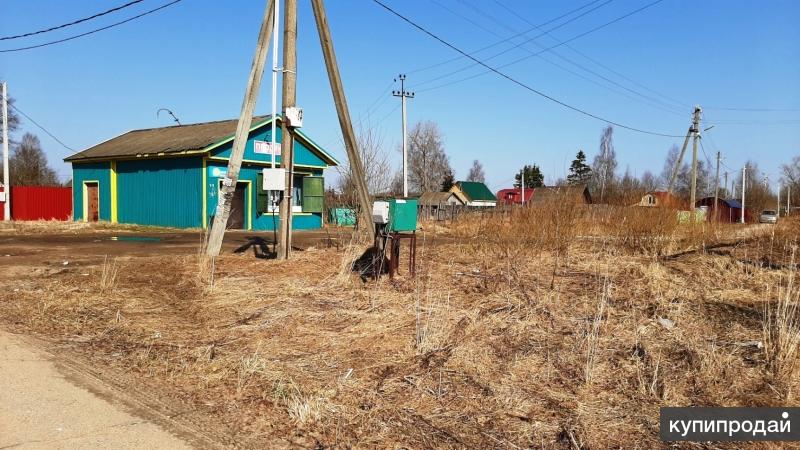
[762,246,800,400]
[99,255,118,292]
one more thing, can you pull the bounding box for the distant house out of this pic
[496,187,535,205]
[529,185,592,205]
[637,191,686,209]
[418,191,464,207]
[450,181,497,207]
[695,197,750,223]
[418,191,464,220]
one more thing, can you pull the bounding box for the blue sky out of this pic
[1,0,798,192]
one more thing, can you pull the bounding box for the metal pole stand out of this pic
[388,231,416,279]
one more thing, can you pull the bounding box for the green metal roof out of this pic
[456,181,496,201]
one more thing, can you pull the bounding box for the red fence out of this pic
[0,186,72,221]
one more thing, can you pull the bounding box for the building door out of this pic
[226,182,247,229]
[85,182,99,222]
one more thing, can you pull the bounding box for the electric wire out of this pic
[411,0,665,93]
[407,0,609,75]
[487,0,689,112]
[412,0,616,89]
[0,0,145,41]
[0,0,183,53]
[1,93,76,155]
[433,0,686,117]
[371,0,683,138]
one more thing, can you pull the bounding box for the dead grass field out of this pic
[1,207,799,448]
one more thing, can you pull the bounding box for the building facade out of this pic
[65,116,337,230]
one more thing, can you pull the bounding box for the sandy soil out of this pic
[0,330,190,449]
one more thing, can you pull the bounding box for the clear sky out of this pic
[1,0,799,192]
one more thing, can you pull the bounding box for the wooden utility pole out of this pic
[713,151,720,222]
[276,0,298,260]
[689,106,702,212]
[205,0,275,257]
[311,0,375,241]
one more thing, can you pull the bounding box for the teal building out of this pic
[64,116,338,230]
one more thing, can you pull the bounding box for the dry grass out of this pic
[0,212,798,447]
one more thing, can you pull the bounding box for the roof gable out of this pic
[454,181,496,201]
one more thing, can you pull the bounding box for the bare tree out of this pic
[781,155,800,209]
[466,159,485,183]
[590,125,617,203]
[9,133,59,186]
[0,79,20,146]
[640,170,658,192]
[736,160,774,216]
[337,123,392,197]
[407,120,452,193]
[0,79,21,179]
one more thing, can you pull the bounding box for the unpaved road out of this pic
[0,330,190,449]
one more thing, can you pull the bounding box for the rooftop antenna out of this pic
[157,108,181,126]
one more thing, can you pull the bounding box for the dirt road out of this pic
[0,330,191,449]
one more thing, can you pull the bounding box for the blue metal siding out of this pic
[72,162,111,221]
[205,161,322,230]
[209,125,331,168]
[117,157,202,228]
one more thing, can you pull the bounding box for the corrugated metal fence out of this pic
[0,186,72,221]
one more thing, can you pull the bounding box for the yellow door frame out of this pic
[81,180,100,222]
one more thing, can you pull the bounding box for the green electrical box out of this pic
[388,198,418,232]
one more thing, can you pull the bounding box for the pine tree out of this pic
[566,150,592,185]
[514,164,544,188]
[440,169,455,192]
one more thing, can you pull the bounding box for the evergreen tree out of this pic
[566,150,592,185]
[514,164,544,188]
[440,168,455,192]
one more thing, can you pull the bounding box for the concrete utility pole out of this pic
[689,105,702,213]
[311,0,375,241]
[276,0,298,260]
[205,0,275,257]
[667,127,693,194]
[788,185,791,217]
[741,165,747,224]
[392,74,414,198]
[521,166,525,205]
[777,185,781,216]
[714,151,720,222]
[668,107,702,195]
[2,82,9,222]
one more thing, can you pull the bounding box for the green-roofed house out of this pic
[64,116,338,230]
[450,181,497,207]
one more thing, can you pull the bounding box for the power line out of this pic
[0,0,183,53]
[407,0,608,75]
[434,0,686,117]
[1,95,75,155]
[412,0,665,93]
[371,0,683,138]
[488,0,688,111]
[704,106,800,112]
[0,0,145,41]
[412,0,616,89]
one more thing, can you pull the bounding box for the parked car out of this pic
[759,210,778,224]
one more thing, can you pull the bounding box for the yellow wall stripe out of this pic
[110,162,118,223]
